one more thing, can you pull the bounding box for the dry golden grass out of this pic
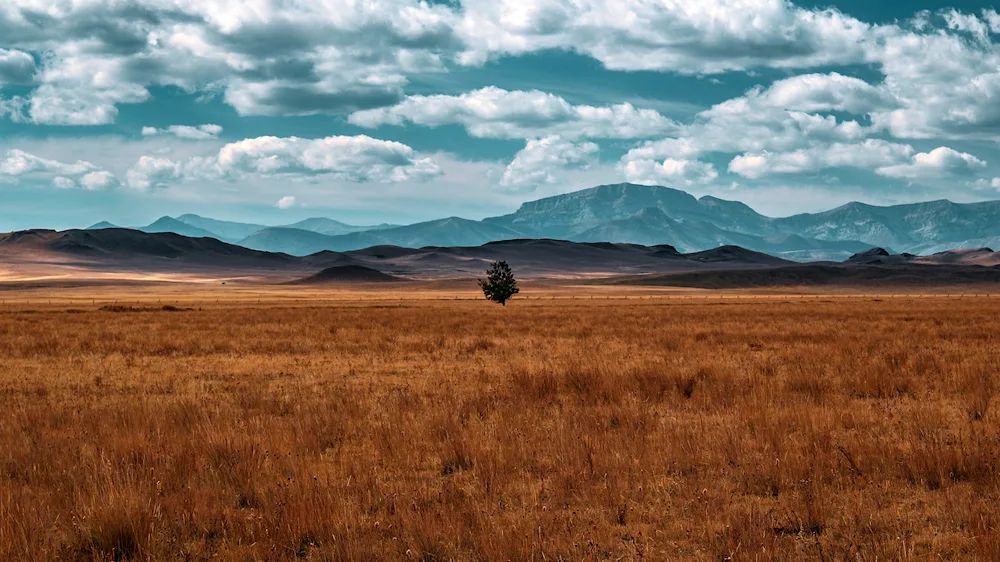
[1,295,999,560]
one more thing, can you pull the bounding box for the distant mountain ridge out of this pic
[78,183,1000,261]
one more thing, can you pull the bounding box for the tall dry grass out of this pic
[0,297,998,560]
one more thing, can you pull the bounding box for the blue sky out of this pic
[3,0,1000,230]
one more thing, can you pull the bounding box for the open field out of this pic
[2,290,1000,560]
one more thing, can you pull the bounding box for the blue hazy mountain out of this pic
[139,217,219,239]
[282,217,399,236]
[240,218,523,255]
[175,214,268,242]
[86,221,119,230]
[85,183,1000,260]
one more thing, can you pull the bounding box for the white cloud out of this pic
[212,135,441,182]
[500,136,599,189]
[728,140,915,179]
[944,9,991,41]
[614,16,1000,180]
[725,142,986,181]
[876,147,986,179]
[0,0,895,127]
[971,177,1000,192]
[622,81,872,166]
[456,0,873,73]
[0,0,459,122]
[52,177,77,189]
[0,149,95,177]
[126,134,441,189]
[621,158,718,186]
[0,48,35,85]
[760,72,896,114]
[142,125,223,140]
[126,156,183,191]
[866,15,1000,141]
[0,96,27,122]
[79,171,121,191]
[985,10,1000,34]
[0,149,120,189]
[350,86,677,139]
[26,56,151,125]
[275,196,297,209]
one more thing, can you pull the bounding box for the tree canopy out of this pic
[478,260,519,306]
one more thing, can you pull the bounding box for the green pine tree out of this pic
[478,260,519,306]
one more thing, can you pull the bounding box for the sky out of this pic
[3,1,1000,230]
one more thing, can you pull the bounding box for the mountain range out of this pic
[7,227,1000,289]
[80,183,1000,261]
[0,228,795,281]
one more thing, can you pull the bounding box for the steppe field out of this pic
[1,286,999,560]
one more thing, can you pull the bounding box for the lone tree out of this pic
[479,260,519,306]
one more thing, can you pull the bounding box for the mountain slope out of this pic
[282,218,398,236]
[485,183,776,238]
[242,218,525,255]
[87,221,119,230]
[239,227,346,256]
[175,215,267,242]
[570,207,867,260]
[140,217,220,240]
[773,200,1000,251]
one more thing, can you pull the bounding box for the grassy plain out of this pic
[1,287,999,560]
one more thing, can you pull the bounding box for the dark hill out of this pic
[609,264,1000,289]
[289,265,403,284]
[0,228,353,271]
[685,245,792,267]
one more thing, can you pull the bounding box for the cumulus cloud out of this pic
[51,177,77,189]
[126,156,184,191]
[0,149,93,177]
[142,125,223,140]
[79,171,121,191]
[876,147,986,179]
[0,149,119,189]
[455,0,873,73]
[275,196,297,209]
[727,140,915,179]
[500,136,599,189]
[0,0,905,126]
[621,158,718,186]
[0,1,879,124]
[621,78,872,167]
[613,14,1000,185]
[0,96,27,122]
[0,48,36,85]
[0,0,458,123]
[350,86,677,139]
[212,136,441,182]
[760,72,897,114]
[972,177,1000,191]
[725,141,986,180]
[126,134,441,189]
[23,46,151,125]
[865,13,1000,141]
